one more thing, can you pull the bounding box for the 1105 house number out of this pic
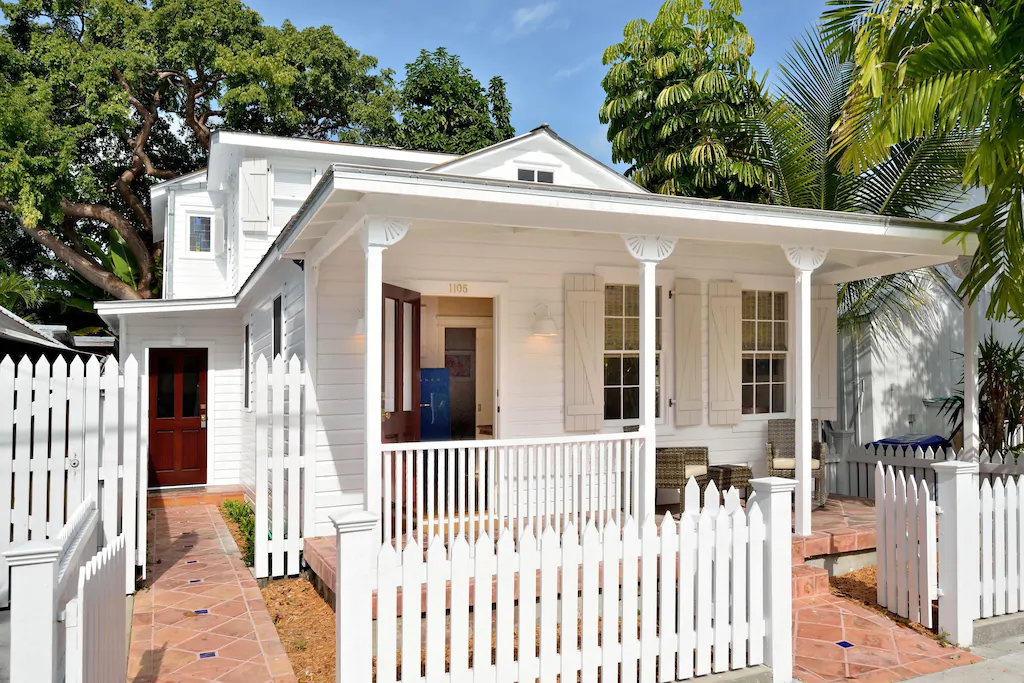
[448,283,470,294]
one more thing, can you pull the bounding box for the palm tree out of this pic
[0,271,42,319]
[822,0,1024,321]
[758,27,974,339]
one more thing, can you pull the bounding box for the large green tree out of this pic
[822,0,1024,320]
[599,0,769,200]
[759,27,974,337]
[397,48,516,154]
[0,2,515,305]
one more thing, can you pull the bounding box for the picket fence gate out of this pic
[0,354,143,604]
[4,497,128,683]
[873,464,937,628]
[253,354,308,579]
[335,478,796,683]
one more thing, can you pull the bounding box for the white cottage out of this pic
[96,125,974,541]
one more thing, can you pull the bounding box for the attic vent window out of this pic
[517,169,554,184]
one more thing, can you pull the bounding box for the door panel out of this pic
[381,284,421,444]
[149,348,208,487]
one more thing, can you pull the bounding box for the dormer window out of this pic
[518,168,554,184]
[189,215,212,253]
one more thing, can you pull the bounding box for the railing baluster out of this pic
[416,449,424,550]
[427,447,436,542]
[383,449,392,547]
[447,448,456,552]
[405,449,413,552]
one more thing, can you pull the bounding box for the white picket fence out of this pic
[3,498,128,683]
[836,445,1024,499]
[0,355,143,604]
[874,464,937,628]
[977,477,1024,620]
[334,477,796,683]
[253,354,308,579]
[380,433,645,556]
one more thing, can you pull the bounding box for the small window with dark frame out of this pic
[517,168,555,184]
[741,290,788,414]
[244,323,251,409]
[189,215,212,253]
[603,284,662,422]
[273,296,283,358]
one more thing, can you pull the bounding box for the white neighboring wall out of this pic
[118,311,244,486]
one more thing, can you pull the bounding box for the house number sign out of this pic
[448,283,470,294]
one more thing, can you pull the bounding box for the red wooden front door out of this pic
[148,348,208,487]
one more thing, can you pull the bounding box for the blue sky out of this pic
[245,0,829,165]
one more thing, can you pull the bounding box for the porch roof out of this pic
[278,163,975,282]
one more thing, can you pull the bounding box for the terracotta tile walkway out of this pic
[128,504,297,682]
[792,595,982,683]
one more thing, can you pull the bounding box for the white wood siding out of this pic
[311,227,804,535]
[119,312,244,486]
[167,189,231,300]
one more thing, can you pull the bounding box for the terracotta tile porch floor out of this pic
[792,595,982,682]
[128,504,297,682]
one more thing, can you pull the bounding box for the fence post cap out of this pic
[932,461,979,475]
[3,539,61,566]
[331,510,380,534]
[750,477,797,494]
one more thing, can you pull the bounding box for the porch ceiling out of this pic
[279,164,974,282]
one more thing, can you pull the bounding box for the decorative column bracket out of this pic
[624,235,677,263]
[783,245,828,272]
[363,216,410,252]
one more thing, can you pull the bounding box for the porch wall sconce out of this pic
[354,312,365,336]
[532,303,557,337]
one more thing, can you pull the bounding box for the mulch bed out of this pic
[263,578,337,683]
[829,565,945,643]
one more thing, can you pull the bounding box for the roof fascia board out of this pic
[322,165,973,251]
[211,130,457,166]
[95,297,236,317]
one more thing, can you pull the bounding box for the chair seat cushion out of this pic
[684,465,707,478]
[771,458,820,470]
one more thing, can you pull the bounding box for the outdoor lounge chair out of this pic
[765,418,828,506]
[655,446,709,516]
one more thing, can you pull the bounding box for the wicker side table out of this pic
[707,464,753,500]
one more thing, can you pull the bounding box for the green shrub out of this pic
[222,500,256,566]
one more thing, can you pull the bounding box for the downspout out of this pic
[166,188,176,299]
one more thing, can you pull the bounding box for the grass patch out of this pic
[221,499,256,566]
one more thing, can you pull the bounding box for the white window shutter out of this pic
[673,278,702,426]
[708,280,742,426]
[564,275,604,432]
[811,284,838,421]
[240,158,269,234]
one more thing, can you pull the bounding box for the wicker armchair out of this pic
[765,418,828,506]
[655,447,709,516]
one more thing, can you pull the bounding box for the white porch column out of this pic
[363,217,410,517]
[624,235,677,521]
[783,246,828,537]
[951,255,979,460]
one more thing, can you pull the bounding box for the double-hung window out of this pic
[741,290,788,414]
[603,284,662,422]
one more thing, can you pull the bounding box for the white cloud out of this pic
[493,2,566,41]
[513,2,557,33]
[552,56,593,81]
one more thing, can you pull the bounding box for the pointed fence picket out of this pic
[253,354,307,579]
[874,463,937,628]
[0,355,143,606]
[346,477,791,683]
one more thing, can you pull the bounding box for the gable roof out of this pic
[427,125,648,194]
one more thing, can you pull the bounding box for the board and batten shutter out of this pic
[811,284,838,421]
[240,158,269,234]
[564,275,604,432]
[708,280,742,426]
[673,278,702,426]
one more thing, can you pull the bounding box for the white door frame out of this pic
[403,280,507,438]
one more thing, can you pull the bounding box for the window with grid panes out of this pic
[742,290,788,414]
[603,284,661,421]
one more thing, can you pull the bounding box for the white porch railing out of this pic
[3,498,128,683]
[381,433,645,554]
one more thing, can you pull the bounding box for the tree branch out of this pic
[60,201,155,293]
[0,198,146,300]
